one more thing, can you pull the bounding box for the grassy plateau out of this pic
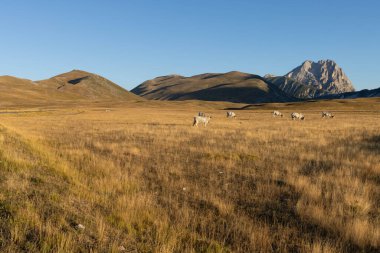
[0,98,379,252]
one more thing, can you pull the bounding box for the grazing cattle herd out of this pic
[193,111,335,126]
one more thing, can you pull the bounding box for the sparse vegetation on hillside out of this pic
[0,70,142,107]
[131,71,292,103]
[0,100,379,252]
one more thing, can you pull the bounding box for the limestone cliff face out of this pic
[265,76,330,99]
[285,60,355,94]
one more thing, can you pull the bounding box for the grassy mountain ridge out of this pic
[0,70,142,107]
[132,71,294,104]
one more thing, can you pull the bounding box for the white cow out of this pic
[272,110,283,117]
[226,111,236,118]
[193,115,212,127]
[291,112,305,120]
[322,112,334,118]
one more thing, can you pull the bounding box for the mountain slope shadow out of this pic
[174,86,289,104]
[68,76,90,85]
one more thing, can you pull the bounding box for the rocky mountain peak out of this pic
[285,60,355,93]
[264,74,276,79]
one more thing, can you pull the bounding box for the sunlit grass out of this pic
[0,103,379,252]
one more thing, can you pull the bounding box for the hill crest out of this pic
[132,71,293,104]
[0,70,142,107]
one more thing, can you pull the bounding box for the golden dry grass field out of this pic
[0,98,379,253]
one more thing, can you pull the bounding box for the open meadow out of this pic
[0,99,379,252]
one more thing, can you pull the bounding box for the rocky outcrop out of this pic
[265,76,330,99]
[285,60,355,94]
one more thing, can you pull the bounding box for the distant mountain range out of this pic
[264,76,330,99]
[285,60,355,94]
[0,70,142,106]
[132,60,379,102]
[265,60,380,100]
[266,75,380,100]
[131,71,293,104]
[318,87,380,99]
[1,61,379,107]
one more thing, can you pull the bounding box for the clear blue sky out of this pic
[1,0,379,90]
